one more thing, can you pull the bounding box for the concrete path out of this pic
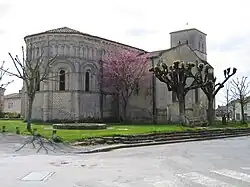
[1,133,250,186]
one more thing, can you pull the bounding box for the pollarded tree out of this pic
[194,63,237,125]
[1,45,56,132]
[149,60,206,124]
[102,49,149,121]
[230,76,250,124]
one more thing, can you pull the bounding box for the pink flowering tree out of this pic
[102,49,149,121]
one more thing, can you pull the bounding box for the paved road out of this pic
[1,134,250,186]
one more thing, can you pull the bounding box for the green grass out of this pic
[0,120,249,142]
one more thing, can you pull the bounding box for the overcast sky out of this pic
[0,0,249,106]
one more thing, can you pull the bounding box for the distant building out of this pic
[217,98,250,121]
[0,88,5,112]
[232,99,250,121]
[4,91,22,113]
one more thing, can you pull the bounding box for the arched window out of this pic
[36,71,40,91]
[85,71,90,92]
[59,70,65,91]
[195,88,199,103]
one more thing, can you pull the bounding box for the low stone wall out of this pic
[53,123,107,130]
[73,128,250,146]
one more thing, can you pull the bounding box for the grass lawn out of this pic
[0,120,249,142]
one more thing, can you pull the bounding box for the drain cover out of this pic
[21,171,55,181]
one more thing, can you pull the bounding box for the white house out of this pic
[4,92,22,114]
[231,100,250,121]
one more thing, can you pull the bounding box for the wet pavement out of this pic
[1,133,250,186]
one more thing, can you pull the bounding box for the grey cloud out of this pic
[126,28,158,37]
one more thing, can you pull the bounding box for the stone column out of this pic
[43,81,49,122]
[22,83,28,121]
[24,93,28,120]
[74,63,80,121]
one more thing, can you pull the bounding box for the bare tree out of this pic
[230,76,250,123]
[194,64,237,125]
[223,82,234,121]
[0,61,14,87]
[1,45,56,132]
[0,61,14,116]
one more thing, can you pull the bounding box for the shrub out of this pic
[2,112,21,119]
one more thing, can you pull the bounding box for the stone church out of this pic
[21,27,211,123]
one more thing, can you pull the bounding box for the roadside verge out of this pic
[74,128,250,154]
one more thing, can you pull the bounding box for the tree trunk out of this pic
[26,96,34,132]
[123,101,128,122]
[232,104,236,121]
[121,90,130,122]
[178,94,186,124]
[207,98,214,126]
[240,102,245,124]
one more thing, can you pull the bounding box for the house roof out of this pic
[24,27,147,52]
[4,93,21,99]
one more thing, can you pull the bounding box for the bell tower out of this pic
[170,28,207,61]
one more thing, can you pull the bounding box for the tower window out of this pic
[178,41,181,45]
[59,70,65,91]
[85,71,90,92]
[36,72,40,91]
[186,40,188,44]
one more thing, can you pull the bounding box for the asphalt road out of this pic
[1,134,250,186]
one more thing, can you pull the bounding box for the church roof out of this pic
[45,27,82,34]
[143,43,213,68]
[24,27,147,52]
[145,43,187,58]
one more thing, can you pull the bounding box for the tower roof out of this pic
[170,28,207,36]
